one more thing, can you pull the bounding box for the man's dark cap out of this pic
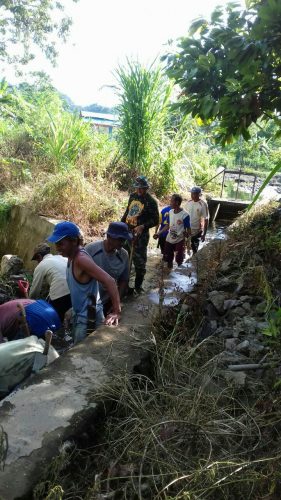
[107,222,133,240]
[133,175,150,188]
[190,186,202,194]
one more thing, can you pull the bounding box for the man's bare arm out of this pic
[154,224,169,237]
[77,254,121,315]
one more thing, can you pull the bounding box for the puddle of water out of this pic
[205,219,230,243]
[148,265,197,306]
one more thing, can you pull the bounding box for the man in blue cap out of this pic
[121,176,159,294]
[85,222,132,314]
[184,186,209,254]
[47,221,121,344]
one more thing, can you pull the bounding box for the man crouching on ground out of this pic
[47,221,121,345]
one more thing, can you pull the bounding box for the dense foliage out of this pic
[164,0,281,201]
[164,0,281,144]
[0,0,78,66]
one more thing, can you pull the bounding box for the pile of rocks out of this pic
[197,257,275,387]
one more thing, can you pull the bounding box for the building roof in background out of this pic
[80,111,118,122]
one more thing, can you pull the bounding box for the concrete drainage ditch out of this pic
[0,209,229,499]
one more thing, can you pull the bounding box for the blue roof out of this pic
[80,111,119,126]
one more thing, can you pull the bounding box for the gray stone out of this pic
[236,340,250,355]
[224,370,247,387]
[210,320,218,332]
[232,328,241,338]
[208,291,226,314]
[226,307,246,321]
[218,351,250,365]
[204,303,220,320]
[224,299,241,311]
[220,258,232,272]
[198,320,214,340]
[242,302,252,313]
[0,255,24,276]
[8,274,26,282]
[240,295,252,303]
[215,276,237,292]
[242,316,257,334]
[225,338,238,351]
[217,327,234,338]
[231,320,245,334]
[249,342,265,359]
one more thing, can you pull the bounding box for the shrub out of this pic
[40,113,92,172]
[28,171,125,236]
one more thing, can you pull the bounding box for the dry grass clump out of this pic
[25,171,127,238]
[34,327,281,500]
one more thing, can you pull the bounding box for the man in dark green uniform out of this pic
[121,176,159,294]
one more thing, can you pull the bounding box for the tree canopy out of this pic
[164,0,281,145]
[0,0,78,65]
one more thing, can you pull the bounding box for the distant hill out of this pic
[82,103,115,114]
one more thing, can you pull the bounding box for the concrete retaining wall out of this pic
[207,198,249,222]
[0,206,59,271]
[0,299,154,500]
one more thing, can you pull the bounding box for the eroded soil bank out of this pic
[30,202,281,500]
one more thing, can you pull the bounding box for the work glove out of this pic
[17,279,30,297]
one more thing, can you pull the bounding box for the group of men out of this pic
[154,185,209,267]
[0,175,209,347]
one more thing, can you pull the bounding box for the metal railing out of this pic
[203,168,257,200]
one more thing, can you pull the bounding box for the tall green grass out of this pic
[41,112,92,171]
[115,61,173,181]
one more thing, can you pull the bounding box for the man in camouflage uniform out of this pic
[121,176,159,293]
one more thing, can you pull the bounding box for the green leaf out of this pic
[211,6,223,24]
[189,18,207,36]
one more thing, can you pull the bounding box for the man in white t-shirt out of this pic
[29,242,71,321]
[155,194,191,269]
[184,186,209,254]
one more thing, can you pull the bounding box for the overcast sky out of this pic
[4,0,244,106]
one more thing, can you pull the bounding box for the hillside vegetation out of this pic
[0,67,280,234]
